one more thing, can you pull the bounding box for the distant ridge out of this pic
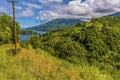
[109,12,120,16]
[27,19,84,31]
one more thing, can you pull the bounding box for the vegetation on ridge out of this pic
[0,14,120,80]
[27,19,83,31]
[26,16,120,80]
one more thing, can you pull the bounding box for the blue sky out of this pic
[0,0,120,28]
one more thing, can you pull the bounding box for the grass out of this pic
[0,44,112,80]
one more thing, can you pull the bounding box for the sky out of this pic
[0,0,120,28]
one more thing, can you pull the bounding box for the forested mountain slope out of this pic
[27,16,120,80]
[27,19,83,31]
[0,14,112,80]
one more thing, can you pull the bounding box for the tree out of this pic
[0,14,21,44]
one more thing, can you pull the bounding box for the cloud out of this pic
[17,1,42,17]
[0,6,7,13]
[20,24,29,29]
[22,2,42,9]
[39,0,63,3]
[15,6,23,10]
[38,0,120,21]
[17,7,34,17]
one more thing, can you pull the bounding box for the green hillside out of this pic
[0,45,112,80]
[27,16,120,80]
[27,19,83,31]
[0,14,120,80]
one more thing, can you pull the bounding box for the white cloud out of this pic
[20,24,29,29]
[15,6,23,10]
[38,0,120,21]
[22,2,42,9]
[0,6,7,13]
[39,0,63,3]
[17,1,42,17]
[17,7,34,17]
[36,16,39,19]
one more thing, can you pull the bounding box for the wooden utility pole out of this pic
[7,0,18,54]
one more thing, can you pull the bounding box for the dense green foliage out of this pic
[28,19,83,31]
[26,16,120,80]
[1,13,120,80]
[0,14,21,44]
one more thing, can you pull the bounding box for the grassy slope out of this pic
[0,45,112,80]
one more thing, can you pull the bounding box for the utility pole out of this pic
[7,0,18,54]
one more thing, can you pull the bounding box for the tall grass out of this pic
[0,45,112,80]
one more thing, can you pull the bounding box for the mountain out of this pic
[27,19,84,31]
[109,12,120,16]
[28,16,120,80]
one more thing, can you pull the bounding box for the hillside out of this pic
[0,14,120,80]
[27,19,83,31]
[27,16,120,80]
[0,45,112,80]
